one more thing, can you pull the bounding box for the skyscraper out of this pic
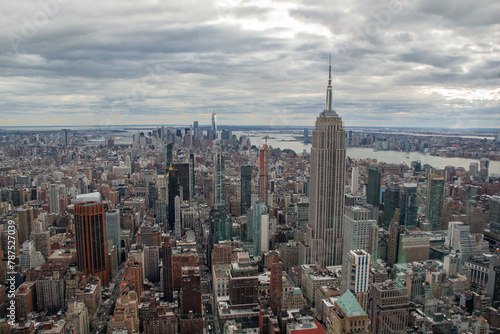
[49,184,60,214]
[270,255,283,316]
[165,142,173,167]
[17,206,33,244]
[490,195,500,233]
[241,165,252,215]
[469,162,479,178]
[351,166,359,194]
[367,167,381,207]
[174,196,181,240]
[303,60,346,267]
[162,234,173,302]
[340,250,371,313]
[144,246,160,284]
[61,129,68,147]
[193,121,199,140]
[172,163,190,202]
[210,204,229,252]
[383,184,400,230]
[487,254,500,307]
[167,165,180,231]
[341,206,374,292]
[74,202,109,286]
[480,158,489,178]
[214,153,225,207]
[303,128,310,144]
[189,153,195,203]
[426,175,444,231]
[249,200,269,256]
[105,209,121,263]
[296,201,309,232]
[387,210,402,267]
[400,183,418,228]
[212,111,218,140]
[258,146,268,205]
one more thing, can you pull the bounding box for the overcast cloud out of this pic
[0,0,499,128]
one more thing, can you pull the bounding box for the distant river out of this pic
[112,130,500,175]
[239,132,500,175]
[346,148,500,175]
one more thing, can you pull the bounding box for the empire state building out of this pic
[301,61,346,267]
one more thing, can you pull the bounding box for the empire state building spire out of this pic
[324,55,338,117]
[300,59,346,267]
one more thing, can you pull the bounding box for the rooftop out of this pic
[288,319,326,333]
[336,291,366,318]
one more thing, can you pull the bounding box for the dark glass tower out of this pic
[400,183,418,228]
[426,175,444,231]
[383,185,400,230]
[167,166,180,232]
[165,142,173,167]
[172,163,190,202]
[189,153,195,203]
[367,167,381,207]
[240,165,252,215]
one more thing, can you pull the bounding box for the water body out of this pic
[98,129,500,175]
[240,132,500,175]
[346,148,500,175]
[353,131,496,140]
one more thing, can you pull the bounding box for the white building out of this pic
[20,240,45,270]
[341,250,371,313]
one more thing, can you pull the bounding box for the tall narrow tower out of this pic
[303,59,346,267]
[162,234,174,302]
[214,153,226,208]
[212,111,218,140]
[426,175,444,231]
[270,255,283,316]
[241,165,252,215]
[189,153,195,204]
[258,142,268,205]
[340,249,371,313]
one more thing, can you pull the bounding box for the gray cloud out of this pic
[0,0,498,127]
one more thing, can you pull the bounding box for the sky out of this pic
[0,0,499,129]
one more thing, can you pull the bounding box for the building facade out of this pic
[74,202,109,285]
[369,281,409,334]
[303,62,346,267]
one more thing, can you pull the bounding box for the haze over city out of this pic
[1,0,499,128]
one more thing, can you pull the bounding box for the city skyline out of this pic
[1,0,499,128]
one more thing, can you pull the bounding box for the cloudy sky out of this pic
[1,0,499,128]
